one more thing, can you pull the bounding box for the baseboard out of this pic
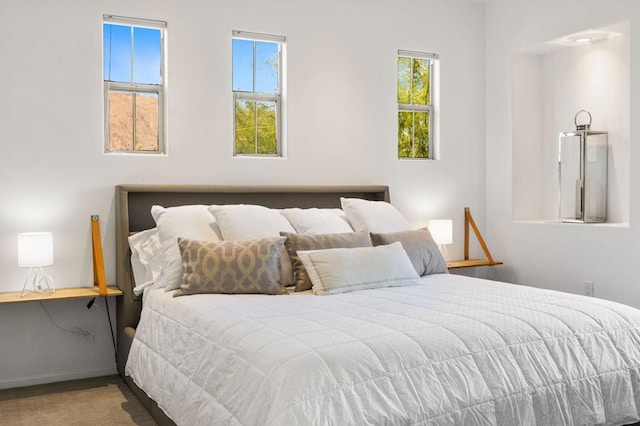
[0,366,118,390]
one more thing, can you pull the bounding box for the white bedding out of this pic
[125,274,640,425]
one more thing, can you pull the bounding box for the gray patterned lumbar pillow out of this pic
[281,231,372,292]
[370,228,448,276]
[175,237,287,296]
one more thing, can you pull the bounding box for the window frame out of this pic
[397,49,438,160]
[103,15,167,155]
[232,30,285,157]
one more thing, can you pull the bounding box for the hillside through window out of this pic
[103,15,166,153]
[232,31,284,156]
[397,50,437,159]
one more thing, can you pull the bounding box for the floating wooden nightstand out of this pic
[0,286,122,304]
[447,259,503,269]
[0,216,123,303]
[446,207,503,269]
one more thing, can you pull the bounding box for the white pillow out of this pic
[152,205,221,291]
[298,242,421,295]
[208,204,297,286]
[209,204,296,239]
[340,197,411,233]
[128,228,162,296]
[280,208,353,234]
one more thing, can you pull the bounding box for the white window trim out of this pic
[103,15,167,155]
[104,15,166,29]
[232,31,286,157]
[398,49,438,61]
[397,49,438,160]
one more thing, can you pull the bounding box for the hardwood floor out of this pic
[0,375,156,426]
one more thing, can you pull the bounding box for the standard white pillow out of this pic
[298,242,421,295]
[340,197,411,233]
[128,228,162,296]
[280,208,353,234]
[209,204,296,239]
[208,204,297,286]
[152,205,221,291]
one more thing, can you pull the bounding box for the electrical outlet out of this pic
[584,281,594,297]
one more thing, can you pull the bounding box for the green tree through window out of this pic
[232,32,284,156]
[397,50,436,159]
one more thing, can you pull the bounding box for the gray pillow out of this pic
[281,231,372,292]
[370,228,448,276]
[175,237,287,296]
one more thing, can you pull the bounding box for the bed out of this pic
[115,184,640,425]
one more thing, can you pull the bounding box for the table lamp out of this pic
[428,219,453,260]
[18,232,55,296]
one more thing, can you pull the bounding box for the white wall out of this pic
[0,0,486,388]
[486,0,640,308]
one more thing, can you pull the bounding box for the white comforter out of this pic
[126,274,640,425]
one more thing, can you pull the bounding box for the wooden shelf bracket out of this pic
[91,215,108,297]
[463,207,500,266]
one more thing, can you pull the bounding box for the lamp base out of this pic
[21,267,55,297]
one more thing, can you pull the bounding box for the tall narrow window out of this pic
[397,50,437,159]
[232,31,284,156]
[103,15,166,154]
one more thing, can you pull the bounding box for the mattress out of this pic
[125,274,640,425]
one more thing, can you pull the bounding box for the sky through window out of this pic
[103,23,161,85]
[232,38,278,94]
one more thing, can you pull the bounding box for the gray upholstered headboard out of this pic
[114,184,390,374]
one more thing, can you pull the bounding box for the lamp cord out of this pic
[40,297,117,361]
[39,300,102,342]
[105,297,117,362]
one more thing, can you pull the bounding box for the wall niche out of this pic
[511,21,629,224]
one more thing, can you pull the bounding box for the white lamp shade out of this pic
[18,232,53,267]
[428,220,453,245]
